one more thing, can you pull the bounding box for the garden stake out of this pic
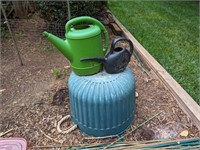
[103,111,163,149]
[67,0,71,20]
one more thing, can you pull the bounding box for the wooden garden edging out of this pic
[113,16,200,130]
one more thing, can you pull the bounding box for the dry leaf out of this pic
[180,130,189,137]
[64,66,70,69]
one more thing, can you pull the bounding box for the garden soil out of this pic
[1,15,199,149]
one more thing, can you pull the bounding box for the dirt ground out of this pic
[0,15,199,149]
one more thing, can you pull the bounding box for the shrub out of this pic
[37,1,107,37]
[37,1,107,23]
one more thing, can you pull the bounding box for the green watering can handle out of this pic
[65,16,109,54]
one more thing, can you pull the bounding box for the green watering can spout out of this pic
[43,31,72,62]
[43,31,50,38]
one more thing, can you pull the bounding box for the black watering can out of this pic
[81,37,133,74]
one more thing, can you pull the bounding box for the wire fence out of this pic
[1,1,112,67]
[2,17,65,40]
[3,18,65,39]
[1,1,108,39]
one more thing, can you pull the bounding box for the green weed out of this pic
[1,26,10,38]
[43,43,56,51]
[53,67,68,79]
[15,31,26,37]
[53,68,60,78]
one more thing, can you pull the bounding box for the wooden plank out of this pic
[114,17,200,129]
[109,22,122,36]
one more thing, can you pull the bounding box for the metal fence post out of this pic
[67,0,71,20]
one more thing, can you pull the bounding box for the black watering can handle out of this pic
[110,37,134,55]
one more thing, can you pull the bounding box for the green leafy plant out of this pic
[142,115,148,122]
[53,67,68,79]
[37,1,107,23]
[1,25,10,38]
[43,43,56,51]
[15,31,26,37]
[36,1,107,37]
[53,68,60,79]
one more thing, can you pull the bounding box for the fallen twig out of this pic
[0,128,14,137]
[39,129,61,144]
[103,111,163,149]
[33,143,89,149]
[14,105,27,120]
[33,145,69,149]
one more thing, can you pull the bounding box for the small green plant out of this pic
[142,115,148,122]
[43,43,55,51]
[53,68,60,78]
[53,67,68,79]
[1,25,10,38]
[15,31,26,37]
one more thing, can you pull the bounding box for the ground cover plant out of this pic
[108,1,199,104]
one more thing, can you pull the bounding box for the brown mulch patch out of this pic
[1,14,199,149]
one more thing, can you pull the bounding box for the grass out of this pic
[108,1,199,104]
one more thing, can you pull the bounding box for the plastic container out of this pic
[68,67,136,136]
[0,138,27,150]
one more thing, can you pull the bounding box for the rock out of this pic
[136,92,139,98]
[180,130,189,137]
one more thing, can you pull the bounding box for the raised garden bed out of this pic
[114,17,200,130]
[0,14,199,149]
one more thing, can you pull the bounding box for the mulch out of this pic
[0,14,199,149]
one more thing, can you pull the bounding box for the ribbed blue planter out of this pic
[68,67,136,137]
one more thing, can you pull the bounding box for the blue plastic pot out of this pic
[68,67,136,137]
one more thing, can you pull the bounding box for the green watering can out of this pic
[43,16,109,75]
